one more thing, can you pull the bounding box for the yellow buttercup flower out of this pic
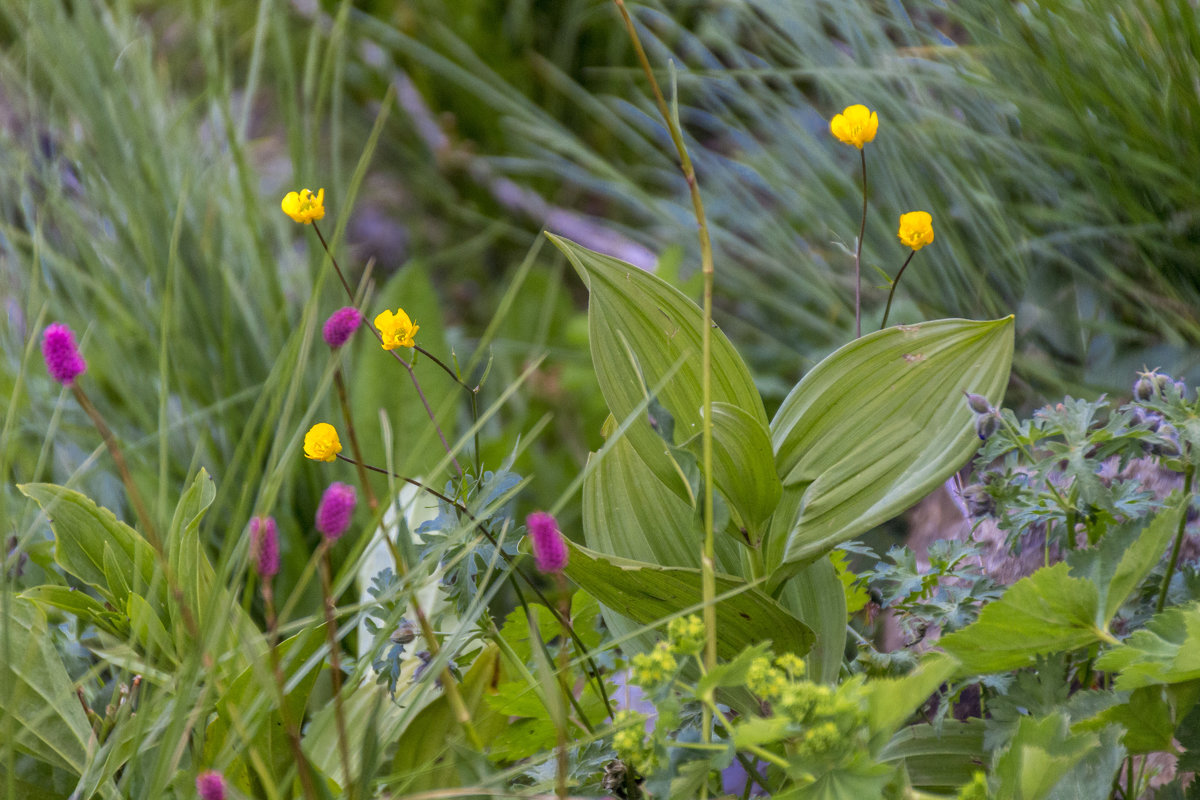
[374,308,419,350]
[897,211,935,251]
[304,422,342,462]
[830,104,878,149]
[281,188,325,224]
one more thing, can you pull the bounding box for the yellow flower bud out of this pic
[897,210,935,251]
[829,104,878,149]
[304,422,342,462]
[281,188,326,224]
[374,308,419,350]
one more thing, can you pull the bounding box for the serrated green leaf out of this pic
[992,713,1103,800]
[733,715,793,749]
[830,550,869,617]
[1095,602,1200,690]
[0,596,94,777]
[19,483,165,616]
[1074,686,1176,754]
[695,642,773,699]
[767,318,1013,577]
[940,563,1110,674]
[1067,496,1184,625]
[560,538,813,661]
[551,233,768,503]
[19,585,127,638]
[680,402,781,545]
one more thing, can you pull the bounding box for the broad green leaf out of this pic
[680,402,781,545]
[19,483,165,615]
[1067,496,1184,625]
[0,596,93,776]
[1074,686,1177,754]
[560,538,813,661]
[865,652,958,747]
[992,713,1104,800]
[772,552,846,684]
[940,563,1110,674]
[551,233,768,502]
[790,761,896,800]
[126,592,176,667]
[1044,725,1125,800]
[581,432,743,652]
[768,317,1013,574]
[1095,602,1200,690]
[877,721,986,791]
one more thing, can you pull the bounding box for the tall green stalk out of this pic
[612,2,719,783]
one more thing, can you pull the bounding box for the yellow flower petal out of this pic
[897,211,935,251]
[281,188,326,224]
[829,104,879,149]
[374,307,419,350]
[303,422,342,462]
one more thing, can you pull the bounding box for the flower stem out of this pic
[262,585,320,800]
[333,369,378,511]
[311,222,355,300]
[856,149,868,339]
[554,572,571,800]
[613,0,718,698]
[318,545,356,799]
[879,251,916,330]
[1156,465,1195,614]
[71,384,160,550]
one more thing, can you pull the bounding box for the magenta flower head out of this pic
[195,770,226,800]
[41,323,87,386]
[316,482,356,541]
[248,516,280,579]
[526,511,568,574]
[322,306,362,349]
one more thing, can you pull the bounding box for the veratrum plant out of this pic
[549,233,1015,675]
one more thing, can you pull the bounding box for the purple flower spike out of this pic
[195,770,226,800]
[322,306,362,349]
[316,482,356,541]
[249,516,280,579]
[42,323,87,386]
[526,511,568,574]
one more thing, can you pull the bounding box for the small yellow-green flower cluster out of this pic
[303,422,342,462]
[667,614,705,657]
[829,104,878,149]
[630,642,677,689]
[374,308,419,350]
[898,210,935,251]
[746,654,870,764]
[281,188,325,224]
[611,710,656,772]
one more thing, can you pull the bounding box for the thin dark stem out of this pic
[71,384,160,550]
[879,251,917,330]
[311,222,355,300]
[856,149,867,339]
[263,586,320,800]
[318,546,356,800]
[310,221,473,474]
[335,454,614,717]
[334,369,378,511]
[1156,464,1195,613]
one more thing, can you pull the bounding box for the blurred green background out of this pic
[4,0,1200,591]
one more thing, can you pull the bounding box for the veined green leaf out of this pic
[1095,602,1200,690]
[560,538,813,660]
[550,233,767,503]
[19,483,165,615]
[767,317,1013,579]
[0,596,94,777]
[940,563,1110,675]
[680,402,781,546]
